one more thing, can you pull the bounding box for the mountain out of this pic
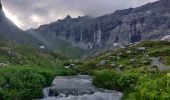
[0,1,41,46]
[29,0,170,56]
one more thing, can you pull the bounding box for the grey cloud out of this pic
[1,0,158,30]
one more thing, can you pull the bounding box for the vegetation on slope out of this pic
[1,40,170,100]
[70,41,170,100]
[0,40,76,100]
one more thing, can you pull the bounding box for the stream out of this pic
[41,75,122,100]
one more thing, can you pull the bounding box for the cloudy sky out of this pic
[1,0,158,30]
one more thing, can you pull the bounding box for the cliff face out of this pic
[30,0,170,53]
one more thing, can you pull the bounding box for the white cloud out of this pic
[1,0,158,30]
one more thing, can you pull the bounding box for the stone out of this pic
[141,60,150,64]
[111,63,116,67]
[120,46,126,49]
[70,64,75,67]
[126,50,131,54]
[64,66,69,69]
[116,56,121,60]
[0,63,8,67]
[39,45,45,49]
[130,59,135,62]
[98,60,109,65]
[137,47,146,51]
[74,60,79,63]
[145,55,149,58]
[108,56,115,60]
[64,63,75,69]
[118,64,124,68]
[149,65,159,72]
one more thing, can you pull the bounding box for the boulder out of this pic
[137,47,146,51]
[0,63,8,67]
[126,50,131,54]
[111,63,116,67]
[98,60,109,65]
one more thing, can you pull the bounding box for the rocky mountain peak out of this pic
[29,0,170,56]
[65,15,72,19]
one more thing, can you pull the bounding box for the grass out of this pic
[1,40,170,100]
[0,40,77,100]
[0,65,76,100]
[72,41,170,100]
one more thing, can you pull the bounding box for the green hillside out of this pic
[0,40,76,100]
[1,40,170,100]
[70,41,170,100]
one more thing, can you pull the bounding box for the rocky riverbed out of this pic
[41,75,122,100]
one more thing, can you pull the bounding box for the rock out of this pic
[149,65,159,72]
[70,64,75,67]
[0,63,8,67]
[141,60,150,65]
[126,50,131,54]
[64,66,70,69]
[113,43,120,47]
[145,55,149,58]
[39,45,45,49]
[98,60,109,65]
[111,63,116,67]
[166,73,170,77]
[118,53,122,56]
[130,59,135,62]
[115,67,122,72]
[108,56,115,60]
[120,46,126,49]
[137,47,146,51]
[116,53,122,60]
[74,60,79,63]
[64,64,75,69]
[150,57,170,71]
[118,64,123,68]
[116,56,121,60]
[7,50,12,54]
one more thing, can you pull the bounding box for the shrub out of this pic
[93,69,138,91]
[117,74,137,90]
[0,67,46,100]
[0,66,76,100]
[93,70,120,89]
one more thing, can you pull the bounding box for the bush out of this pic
[133,75,170,100]
[0,67,46,100]
[93,69,138,91]
[0,66,76,100]
[93,70,120,89]
[117,74,137,90]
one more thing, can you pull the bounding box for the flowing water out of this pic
[41,75,122,100]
